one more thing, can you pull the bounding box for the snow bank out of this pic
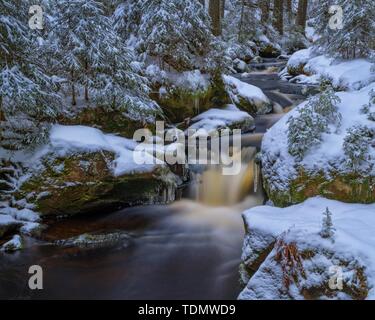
[50,125,165,176]
[262,83,375,192]
[240,197,375,300]
[286,49,375,90]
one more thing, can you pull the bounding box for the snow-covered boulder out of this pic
[286,48,312,76]
[261,84,375,207]
[233,59,248,73]
[286,49,375,90]
[153,70,229,124]
[1,234,23,252]
[188,105,255,135]
[16,125,181,216]
[240,198,373,300]
[223,75,273,115]
[257,37,281,58]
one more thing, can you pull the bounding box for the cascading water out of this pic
[188,147,263,207]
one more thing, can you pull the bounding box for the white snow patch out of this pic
[240,197,375,299]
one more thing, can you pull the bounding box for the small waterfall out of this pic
[189,147,260,206]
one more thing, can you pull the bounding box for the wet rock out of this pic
[0,215,22,238]
[152,76,230,124]
[17,151,179,217]
[55,231,130,249]
[1,235,23,252]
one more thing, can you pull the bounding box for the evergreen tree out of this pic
[313,0,375,59]
[50,0,158,118]
[320,207,335,240]
[0,0,61,149]
[114,0,212,71]
[287,88,341,160]
[343,124,374,169]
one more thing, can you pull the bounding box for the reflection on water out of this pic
[0,147,264,300]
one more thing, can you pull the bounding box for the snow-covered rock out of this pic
[223,75,273,115]
[261,83,375,207]
[1,235,23,252]
[188,105,255,135]
[286,48,312,76]
[286,49,375,90]
[240,197,374,300]
[16,125,181,216]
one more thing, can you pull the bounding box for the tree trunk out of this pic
[221,0,225,18]
[273,0,284,35]
[296,0,308,32]
[0,96,4,122]
[238,0,246,42]
[209,0,222,36]
[260,0,270,24]
[286,0,293,24]
[71,70,76,106]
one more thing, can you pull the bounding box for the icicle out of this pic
[254,161,259,193]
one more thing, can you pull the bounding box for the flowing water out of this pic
[0,71,308,300]
[0,146,264,300]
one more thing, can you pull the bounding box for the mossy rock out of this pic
[153,77,230,124]
[264,168,375,208]
[258,43,281,58]
[60,107,156,139]
[17,151,178,217]
[287,64,308,77]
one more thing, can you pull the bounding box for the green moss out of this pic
[265,168,375,208]
[60,107,155,138]
[153,77,230,124]
[287,64,308,77]
[18,152,177,217]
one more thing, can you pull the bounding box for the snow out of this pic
[0,207,40,223]
[223,75,271,111]
[287,47,313,69]
[0,214,18,228]
[262,82,375,192]
[1,234,22,252]
[188,105,254,135]
[240,197,375,300]
[50,125,167,176]
[174,70,210,91]
[287,49,375,90]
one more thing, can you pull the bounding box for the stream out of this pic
[0,67,309,300]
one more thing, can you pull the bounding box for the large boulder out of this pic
[17,151,179,217]
[187,105,255,135]
[223,75,273,115]
[16,125,182,217]
[239,198,372,300]
[257,38,281,58]
[152,71,230,124]
[261,84,375,207]
[286,48,312,77]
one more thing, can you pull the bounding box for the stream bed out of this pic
[0,70,308,300]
